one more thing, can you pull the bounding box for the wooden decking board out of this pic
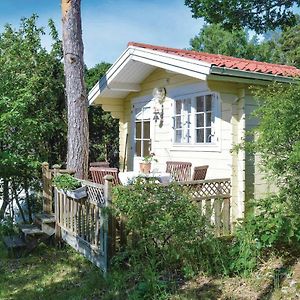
[19,224,44,236]
[35,213,56,224]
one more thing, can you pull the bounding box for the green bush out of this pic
[0,217,17,237]
[111,179,230,297]
[230,193,300,275]
[52,174,81,190]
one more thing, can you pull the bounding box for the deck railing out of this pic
[42,163,114,272]
[54,178,113,271]
[42,163,232,271]
[173,178,231,236]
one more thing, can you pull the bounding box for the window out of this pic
[134,106,151,157]
[173,93,218,145]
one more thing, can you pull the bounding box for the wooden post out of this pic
[53,165,62,245]
[223,198,231,235]
[104,175,115,271]
[42,162,52,214]
[214,198,222,237]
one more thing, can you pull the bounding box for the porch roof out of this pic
[89,42,300,105]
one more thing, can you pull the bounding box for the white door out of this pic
[132,101,152,171]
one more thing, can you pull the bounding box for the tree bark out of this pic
[12,179,26,223]
[24,178,33,223]
[0,178,10,220]
[61,0,89,179]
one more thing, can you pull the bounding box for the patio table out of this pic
[118,171,171,185]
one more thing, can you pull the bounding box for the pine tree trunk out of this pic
[61,0,89,179]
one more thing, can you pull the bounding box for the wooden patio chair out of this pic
[166,161,192,181]
[192,165,209,181]
[90,161,110,168]
[89,167,121,186]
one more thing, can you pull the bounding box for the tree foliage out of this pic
[190,23,280,62]
[190,22,300,68]
[0,16,66,176]
[278,23,300,67]
[0,15,66,220]
[251,84,300,190]
[85,63,119,167]
[185,0,300,33]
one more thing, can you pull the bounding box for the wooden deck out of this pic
[42,163,232,271]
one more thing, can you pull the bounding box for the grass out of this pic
[2,240,300,299]
[0,242,109,300]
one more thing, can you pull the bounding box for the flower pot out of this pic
[66,186,87,200]
[139,162,151,174]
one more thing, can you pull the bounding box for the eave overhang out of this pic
[89,46,300,106]
[88,45,212,105]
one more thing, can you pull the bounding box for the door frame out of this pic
[130,95,153,171]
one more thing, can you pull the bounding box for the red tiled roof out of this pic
[128,42,300,78]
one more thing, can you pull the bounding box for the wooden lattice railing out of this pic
[55,181,105,251]
[42,163,114,272]
[53,177,115,272]
[170,178,231,236]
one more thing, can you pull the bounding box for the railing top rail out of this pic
[160,178,231,186]
[176,178,230,185]
[78,179,104,189]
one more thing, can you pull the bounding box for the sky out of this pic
[0,0,203,67]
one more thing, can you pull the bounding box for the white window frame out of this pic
[130,95,155,171]
[171,92,221,152]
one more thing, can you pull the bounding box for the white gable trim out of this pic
[88,46,213,105]
[88,45,300,105]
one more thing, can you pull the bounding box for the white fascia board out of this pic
[89,45,212,105]
[88,82,101,105]
[130,46,211,80]
[88,48,133,105]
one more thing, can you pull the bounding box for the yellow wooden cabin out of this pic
[88,42,300,221]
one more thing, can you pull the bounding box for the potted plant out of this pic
[52,174,87,200]
[139,153,158,174]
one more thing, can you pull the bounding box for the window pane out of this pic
[196,129,204,143]
[206,95,212,111]
[196,114,204,127]
[196,96,204,112]
[206,128,212,143]
[206,112,212,127]
[144,121,150,139]
[136,122,141,138]
[184,98,191,113]
[142,107,151,120]
[135,140,141,156]
[143,140,150,157]
[175,116,182,129]
[175,130,182,143]
[175,100,182,114]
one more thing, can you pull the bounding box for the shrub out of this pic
[230,193,300,275]
[52,174,81,190]
[111,179,230,297]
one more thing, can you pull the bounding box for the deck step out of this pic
[3,235,26,249]
[35,213,55,224]
[19,224,44,238]
[41,223,55,236]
